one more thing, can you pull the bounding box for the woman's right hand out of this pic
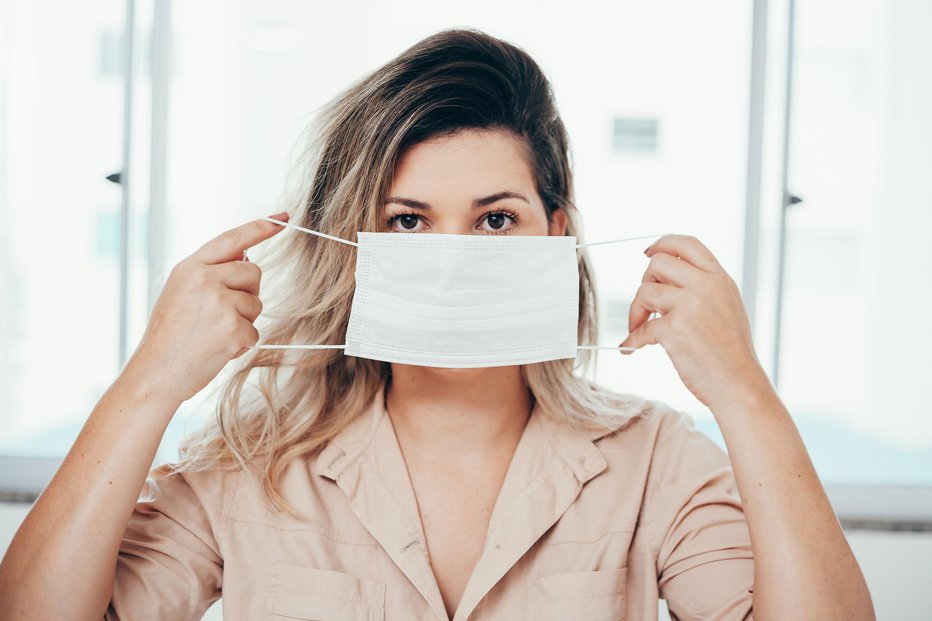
[124,212,290,405]
[0,213,291,619]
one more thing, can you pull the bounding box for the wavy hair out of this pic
[168,28,646,517]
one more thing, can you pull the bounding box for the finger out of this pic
[231,319,260,359]
[628,282,679,334]
[214,260,262,295]
[227,290,263,322]
[645,234,720,273]
[641,251,703,288]
[192,212,290,265]
[620,314,670,353]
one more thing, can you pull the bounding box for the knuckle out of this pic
[173,259,199,282]
[668,313,684,333]
[649,255,669,276]
[206,287,225,310]
[190,266,210,288]
[236,260,260,283]
[220,228,243,249]
[247,261,262,282]
[697,270,716,288]
[169,260,187,278]
[643,282,661,299]
[221,311,240,334]
[710,268,731,289]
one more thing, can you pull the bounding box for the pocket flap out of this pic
[270,564,385,620]
[536,566,627,600]
[531,567,628,621]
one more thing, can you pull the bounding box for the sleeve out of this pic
[643,408,755,621]
[104,465,224,621]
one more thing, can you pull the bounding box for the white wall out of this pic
[2,501,930,619]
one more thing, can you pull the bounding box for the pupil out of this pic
[488,214,504,229]
[400,215,417,229]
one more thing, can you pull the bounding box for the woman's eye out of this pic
[388,213,422,232]
[387,210,516,233]
[480,211,516,232]
[398,214,419,230]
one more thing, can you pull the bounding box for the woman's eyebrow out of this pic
[383,191,530,211]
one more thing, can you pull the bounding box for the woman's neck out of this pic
[384,364,532,461]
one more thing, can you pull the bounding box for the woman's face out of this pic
[382,128,567,379]
[382,129,567,237]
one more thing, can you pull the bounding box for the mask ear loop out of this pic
[575,232,662,249]
[249,217,356,351]
[260,216,359,246]
[575,232,666,352]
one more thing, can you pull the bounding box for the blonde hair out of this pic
[168,28,646,517]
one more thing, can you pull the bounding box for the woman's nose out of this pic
[431,218,475,235]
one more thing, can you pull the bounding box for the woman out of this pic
[0,28,873,620]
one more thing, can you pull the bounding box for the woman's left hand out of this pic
[619,234,773,411]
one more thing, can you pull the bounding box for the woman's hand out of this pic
[619,235,875,619]
[619,234,772,411]
[123,212,290,405]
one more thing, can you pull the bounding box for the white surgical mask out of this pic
[250,217,658,368]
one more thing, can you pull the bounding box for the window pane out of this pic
[0,0,126,457]
[779,0,932,484]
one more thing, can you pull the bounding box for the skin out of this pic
[0,127,874,620]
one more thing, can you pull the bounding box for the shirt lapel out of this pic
[450,400,615,621]
[315,384,449,621]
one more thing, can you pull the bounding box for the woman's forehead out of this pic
[389,129,536,197]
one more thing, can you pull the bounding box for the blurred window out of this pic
[1,0,929,490]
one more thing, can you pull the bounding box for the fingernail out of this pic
[268,211,290,221]
[643,243,653,255]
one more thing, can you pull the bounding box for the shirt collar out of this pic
[314,381,637,484]
[311,380,641,621]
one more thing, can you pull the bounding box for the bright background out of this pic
[2,0,930,482]
[1,0,931,617]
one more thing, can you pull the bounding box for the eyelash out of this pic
[385,209,520,234]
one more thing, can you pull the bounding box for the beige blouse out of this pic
[106,384,754,620]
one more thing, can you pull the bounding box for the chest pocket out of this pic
[267,564,386,621]
[529,567,627,621]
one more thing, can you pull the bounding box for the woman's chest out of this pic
[219,515,642,621]
[405,464,505,618]
[216,446,650,620]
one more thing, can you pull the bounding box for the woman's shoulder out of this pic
[143,450,353,531]
[587,389,731,479]
[137,458,249,521]
[587,387,706,446]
